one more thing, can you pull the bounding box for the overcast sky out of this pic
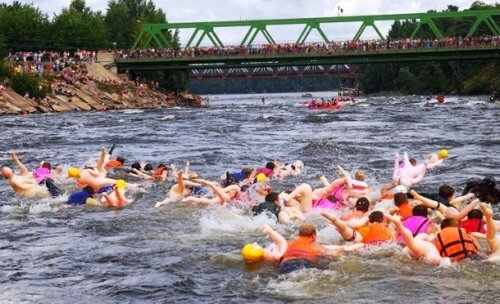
[5,0,498,44]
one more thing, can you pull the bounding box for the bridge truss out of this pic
[132,9,500,49]
[189,64,357,80]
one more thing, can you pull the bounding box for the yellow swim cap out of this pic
[438,149,448,159]
[116,179,126,189]
[188,172,199,179]
[256,173,266,183]
[241,243,265,263]
[67,167,80,178]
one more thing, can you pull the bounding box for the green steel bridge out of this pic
[116,9,500,77]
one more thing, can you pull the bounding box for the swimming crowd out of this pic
[1,147,499,273]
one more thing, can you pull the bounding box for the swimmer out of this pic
[342,197,370,223]
[182,179,241,205]
[385,213,450,266]
[426,149,448,167]
[33,161,63,197]
[276,160,304,179]
[322,211,394,245]
[241,223,288,263]
[252,192,304,224]
[105,156,125,170]
[1,152,49,198]
[433,218,480,262]
[278,224,349,273]
[255,161,276,178]
[375,180,407,202]
[283,165,367,212]
[101,179,134,207]
[154,170,203,207]
[462,176,499,205]
[478,204,500,262]
[131,163,168,182]
[67,166,117,193]
[320,166,369,205]
[393,152,443,186]
[410,190,479,221]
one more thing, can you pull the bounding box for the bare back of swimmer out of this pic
[1,152,49,198]
[155,170,203,207]
[69,167,116,192]
[2,167,49,198]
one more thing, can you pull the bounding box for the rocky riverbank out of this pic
[0,54,203,115]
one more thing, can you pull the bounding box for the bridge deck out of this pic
[117,45,500,72]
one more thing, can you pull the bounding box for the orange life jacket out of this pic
[397,203,414,220]
[280,236,320,263]
[434,227,478,261]
[105,160,123,169]
[151,167,166,179]
[357,223,394,245]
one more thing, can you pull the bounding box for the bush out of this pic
[9,74,50,98]
[0,59,10,80]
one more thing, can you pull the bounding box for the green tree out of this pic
[51,0,109,50]
[105,0,168,49]
[0,34,7,57]
[10,74,50,98]
[0,2,50,51]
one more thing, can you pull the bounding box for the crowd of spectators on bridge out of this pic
[118,35,499,60]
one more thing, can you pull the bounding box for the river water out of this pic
[0,93,498,303]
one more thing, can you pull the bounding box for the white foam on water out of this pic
[199,206,278,238]
[266,267,342,299]
[123,109,144,114]
[160,115,176,121]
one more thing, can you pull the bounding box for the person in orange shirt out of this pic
[323,211,394,246]
[277,224,352,273]
[394,192,413,220]
[105,156,125,170]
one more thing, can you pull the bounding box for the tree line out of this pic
[0,0,175,54]
[358,2,499,95]
[0,1,498,95]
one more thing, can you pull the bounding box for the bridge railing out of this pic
[118,36,500,61]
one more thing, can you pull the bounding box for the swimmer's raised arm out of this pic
[479,203,498,255]
[175,170,184,193]
[97,147,107,173]
[320,176,330,188]
[410,190,447,214]
[375,181,398,202]
[11,152,29,176]
[448,198,480,221]
[449,192,475,209]
[426,158,443,170]
[337,165,353,188]
[262,224,287,260]
[393,152,400,181]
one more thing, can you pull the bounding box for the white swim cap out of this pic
[394,185,408,194]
